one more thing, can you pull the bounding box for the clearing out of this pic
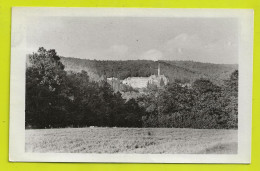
[25,127,237,154]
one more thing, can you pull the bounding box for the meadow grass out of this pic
[25,127,237,154]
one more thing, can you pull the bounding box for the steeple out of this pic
[158,61,160,76]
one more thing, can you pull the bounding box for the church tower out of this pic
[158,61,160,76]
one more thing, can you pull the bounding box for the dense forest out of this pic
[26,48,238,129]
[60,57,237,85]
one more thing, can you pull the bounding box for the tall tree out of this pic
[26,47,67,128]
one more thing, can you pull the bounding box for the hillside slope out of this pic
[60,57,238,85]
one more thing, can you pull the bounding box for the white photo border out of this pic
[9,7,254,163]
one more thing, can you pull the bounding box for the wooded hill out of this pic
[26,48,238,129]
[60,57,238,85]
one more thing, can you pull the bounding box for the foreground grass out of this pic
[25,127,237,154]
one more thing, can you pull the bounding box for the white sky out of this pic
[26,17,238,64]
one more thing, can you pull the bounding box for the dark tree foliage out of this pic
[192,78,221,94]
[139,73,238,129]
[139,83,196,128]
[26,48,68,128]
[26,48,145,128]
[26,48,238,129]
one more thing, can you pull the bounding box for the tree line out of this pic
[60,56,237,85]
[26,48,238,129]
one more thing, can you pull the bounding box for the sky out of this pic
[26,17,238,64]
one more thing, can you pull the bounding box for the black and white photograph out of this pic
[9,7,253,163]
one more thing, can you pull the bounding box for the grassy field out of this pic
[25,127,237,154]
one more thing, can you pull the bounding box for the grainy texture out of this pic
[25,128,237,154]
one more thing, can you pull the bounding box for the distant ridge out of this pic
[60,57,238,85]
